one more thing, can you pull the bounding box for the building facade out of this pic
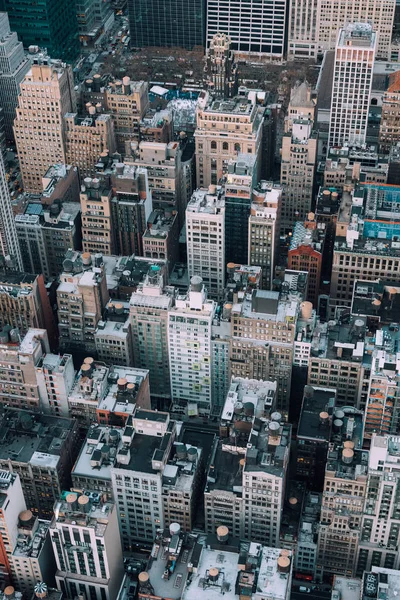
[14,60,76,193]
[0,13,30,141]
[206,0,286,61]
[0,0,80,62]
[328,24,376,150]
[186,187,225,300]
[128,0,206,49]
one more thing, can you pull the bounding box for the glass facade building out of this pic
[128,0,206,49]
[0,0,79,63]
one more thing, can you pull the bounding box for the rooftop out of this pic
[0,409,75,466]
[187,187,225,215]
[338,23,376,48]
[233,289,299,324]
[221,378,277,424]
[297,386,336,442]
[289,220,325,253]
[310,316,367,362]
[361,567,400,600]
[143,210,177,239]
[326,445,369,480]
[351,280,400,324]
[298,492,321,545]
[13,518,50,560]
[53,491,115,537]
[333,576,362,600]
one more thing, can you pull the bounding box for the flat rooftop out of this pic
[0,410,74,466]
[187,188,225,215]
[183,545,240,600]
[298,386,336,442]
[333,576,362,600]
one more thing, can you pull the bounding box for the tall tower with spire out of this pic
[204,33,238,98]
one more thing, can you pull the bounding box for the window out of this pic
[211,141,217,149]
[222,142,228,150]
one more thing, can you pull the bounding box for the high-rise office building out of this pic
[288,0,395,60]
[168,277,215,416]
[230,288,300,418]
[0,13,30,141]
[318,0,394,60]
[130,269,174,403]
[284,81,316,133]
[205,378,290,547]
[50,491,124,600]
[363,328,400,441]
[317,443,368,578]
[104,77,148,154]
[14,58,76,193]
[57,250,109,355]
[128,0,206,50]
[0,0,79,63]
[280,119,317,234]
[379,71,400,155]
[64,111,116,179]
[11,513,56,598]
[0,471,26,586]
[126,141,188,225]
[0,408,80,518]
[206,0,286,61]
[111,412,202,546]
[287,0,319,60]
[80,178,113,256]
[331,185,400,311]
[328,24,376,150]
[224,154,257,267]
[248,182,281,289]
[0,273,56,346]
[0,151,21,268]
[204,33,238,98]
[356,435,400,575]
[15,201,81,279]
[0,328,49,412]
[195,90,264,187]
[186,187,225,300]
[35,352,75,418]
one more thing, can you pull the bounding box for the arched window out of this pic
[211,141,217,149]
[222,141,229,150]
[234,143,241,152]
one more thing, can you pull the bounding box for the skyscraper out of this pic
[0,150,21,268]
[0,0,79,62]
[328,23,376,150]
[186,187,226,300]
[206,0,286,61]
[128,0,206,50]
[0,13,30,141]
[288,0,395,61]
[224,153,257,267]
[280,119,317,233]
[204,33,238,98]
[14,58,76,193]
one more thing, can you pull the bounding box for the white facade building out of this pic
[186,187,225,300]
[206,0,286,61]
[35,353,75,418]
[168,277,215,416]
[50,491,124,600]
[288,0,395,61]
[329,24,376,150]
